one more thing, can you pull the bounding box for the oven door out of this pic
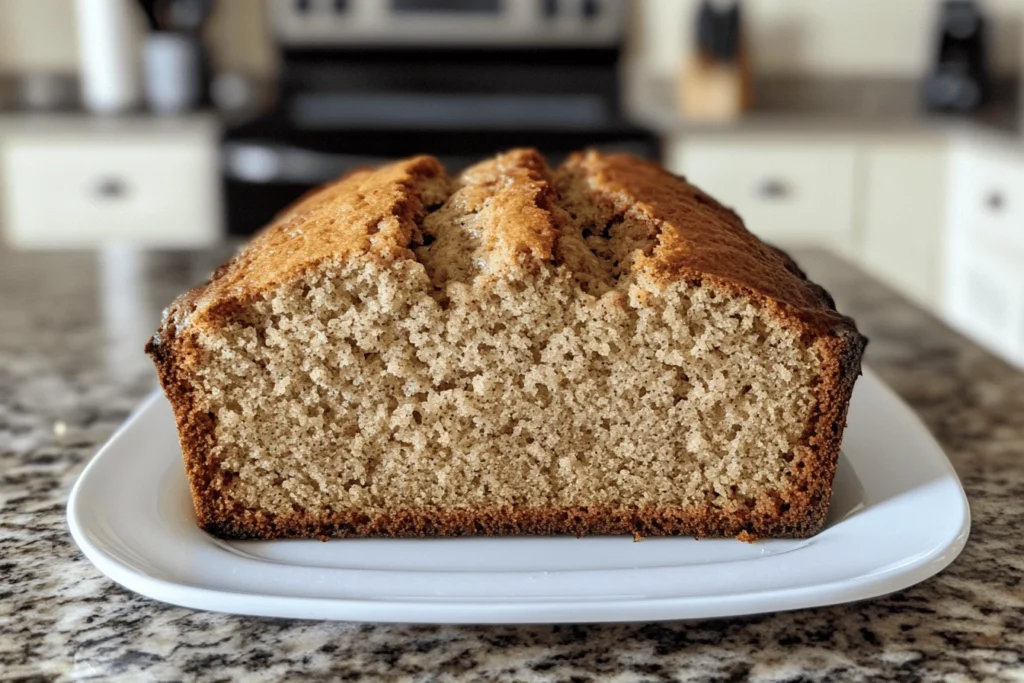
[222,125,659,235]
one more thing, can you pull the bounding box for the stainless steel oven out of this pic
[223,0,658,235]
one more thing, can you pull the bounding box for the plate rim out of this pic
[67,367,971,623]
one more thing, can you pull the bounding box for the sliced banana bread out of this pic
[147,149,866,541]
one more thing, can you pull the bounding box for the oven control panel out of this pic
[269,0,624,47]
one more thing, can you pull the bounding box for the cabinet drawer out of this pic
[678,139,858,251]
[948,145,1024,251]
[1,134,220,248]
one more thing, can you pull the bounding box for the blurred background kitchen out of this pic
[0,0,1022,369]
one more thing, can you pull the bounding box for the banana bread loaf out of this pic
[147,148,866,541]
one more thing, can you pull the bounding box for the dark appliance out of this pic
[923,0,989,113]
[223,0,658,236]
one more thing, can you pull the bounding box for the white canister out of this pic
[144,33,203,115]
[75,0,143,113]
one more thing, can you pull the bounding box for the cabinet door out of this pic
[860,140,948,311]
[945,235,1024,368]
[943,138,1024,367]
[947,140,1024,252]
[676,136,858,255]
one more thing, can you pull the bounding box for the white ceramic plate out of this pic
[68,367,969,624]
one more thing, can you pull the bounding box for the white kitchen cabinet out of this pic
[0,115,222,249]
[859,139,948,311]
[669,136,859,256]
[944,138,1024,368]
[946,138,1024,253]
[944,234,1024,368]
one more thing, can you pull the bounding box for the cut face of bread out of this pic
[148,149,865,540]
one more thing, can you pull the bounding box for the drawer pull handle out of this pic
[985,191,1005,212]
[93,177,129,200]
[756,178,790,200]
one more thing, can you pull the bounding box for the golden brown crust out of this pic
[152,150,858,347]
[150,155,449,347]
[146,326,222,525]
[456,148,561,266]
[147,148,866,542]
[562,151,855,327]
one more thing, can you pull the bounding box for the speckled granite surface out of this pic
[2,247,1022,682]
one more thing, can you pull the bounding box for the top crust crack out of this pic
[153,148,858,350]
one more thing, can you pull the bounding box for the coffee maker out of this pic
[923,0,989,113]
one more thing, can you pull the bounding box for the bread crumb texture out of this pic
[149,149,865,540]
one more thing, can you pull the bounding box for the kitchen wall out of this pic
[0,0,274,77]
[3,1,1020,81]
[634,0,1024,78]
[203,0,275,77]
[0,1,78,74]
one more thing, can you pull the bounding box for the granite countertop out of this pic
[3,246,1023,682]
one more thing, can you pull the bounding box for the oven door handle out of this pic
[223,142,397,184]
